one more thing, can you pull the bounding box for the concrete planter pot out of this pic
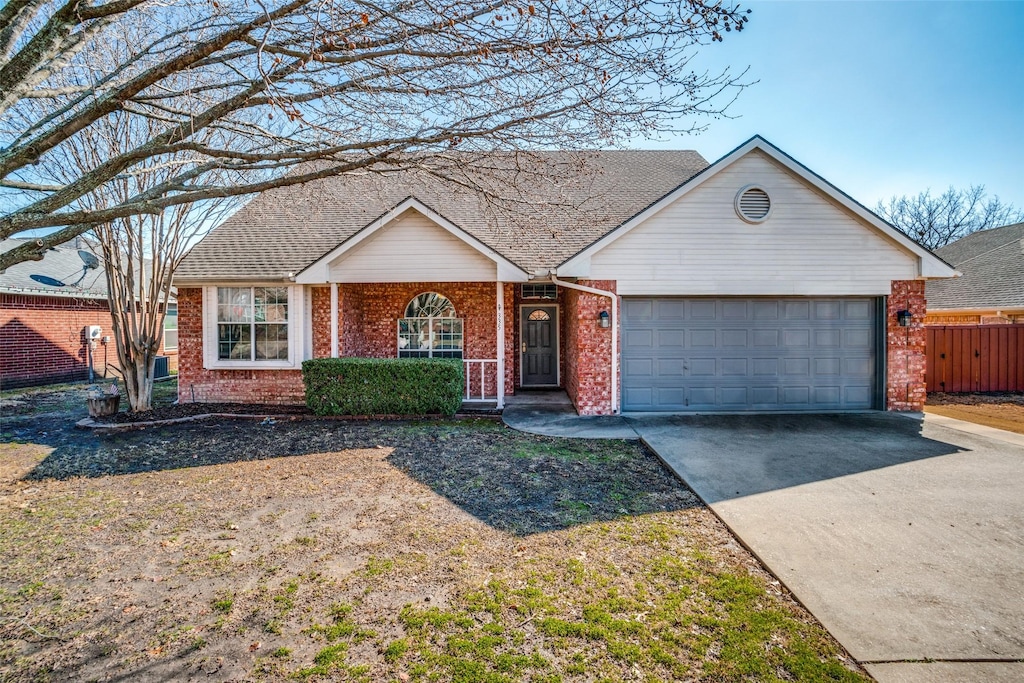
[86,395,121,418]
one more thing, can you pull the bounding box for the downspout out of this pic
[549,274,618,414]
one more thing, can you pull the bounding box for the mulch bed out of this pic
[97,402,313,423]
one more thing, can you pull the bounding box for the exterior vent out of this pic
[735,185,772,223]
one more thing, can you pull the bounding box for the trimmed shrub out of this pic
[302,357,463,417]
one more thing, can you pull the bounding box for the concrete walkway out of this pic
[502,407,1024,682]
[501,391,638,439]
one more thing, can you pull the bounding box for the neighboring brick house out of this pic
[0,239,178,389]
[925,222,1024,325]
[175,136,956,414]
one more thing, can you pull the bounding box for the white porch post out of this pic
[330,282,339,358]
[496,281,505,409]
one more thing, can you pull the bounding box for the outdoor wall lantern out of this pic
[598,310,611,328]
[897,310,913,327]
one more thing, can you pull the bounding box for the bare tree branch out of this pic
[876,185,1024,250]
[2,0,756,269]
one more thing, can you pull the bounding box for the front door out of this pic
[521,306,558,386]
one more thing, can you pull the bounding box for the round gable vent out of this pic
[735,185,772,223]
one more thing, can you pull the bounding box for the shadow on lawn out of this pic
[15,416,698,536]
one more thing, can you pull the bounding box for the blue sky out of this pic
[643,0,1024,211]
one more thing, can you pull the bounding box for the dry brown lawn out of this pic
[0,386,867,682]
[926,393,1024,435]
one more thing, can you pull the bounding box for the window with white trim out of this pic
[163,303,178,350]
[216,287,289,360]
[397,292,463,359]
[522,283,557,299]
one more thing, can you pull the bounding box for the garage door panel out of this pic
[622,297,878,412]
[845,300,872,319]
[782,329,810,347]
[624,329,653,348]
[845,328,873,349]
[814,386,841,404]
[624,299,653,319]
[815,301,841,319]
[815,329,841,347]
[784,301,811,319]
[814,358,841,376]
[688,358,716,376]
[690,329,716,347]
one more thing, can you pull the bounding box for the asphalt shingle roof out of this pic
[176,150,710,282]
[926,222,1024,310]
[0,239,108,299]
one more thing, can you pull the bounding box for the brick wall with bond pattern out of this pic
[562,280,616,416]
[887,279,928,411]
[0,294,117,388]
[176,283,514,405]
[175,288,306,404]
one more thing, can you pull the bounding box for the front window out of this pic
[163,303,178,350]
[398,292,463,359]
[217,287,288,360]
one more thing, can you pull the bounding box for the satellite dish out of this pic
[79,250,100,269]
[30,274,67,287]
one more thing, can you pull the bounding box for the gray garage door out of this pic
[622,297,879,412]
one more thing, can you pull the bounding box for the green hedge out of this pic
[302,357,464,417]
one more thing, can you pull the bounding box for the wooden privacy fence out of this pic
[926,325,1024,393]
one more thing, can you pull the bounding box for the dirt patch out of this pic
[925,393,1024,435]
[0,392,867,682]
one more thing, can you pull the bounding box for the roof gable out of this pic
[296,199,529,283]
[558,136,958,280]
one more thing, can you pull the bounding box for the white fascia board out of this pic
[295,197,529,284]
[557,135,959,280]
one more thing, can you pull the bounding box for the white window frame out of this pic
[203,285,302,369]
[521,283,557,300]
[397,292,464,359]
[162,303,178,351]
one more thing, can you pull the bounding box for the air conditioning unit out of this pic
[154,356,169,379]
[86,325,102,340]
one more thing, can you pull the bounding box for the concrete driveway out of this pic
[630,412,1024,682]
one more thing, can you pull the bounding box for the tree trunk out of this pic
[114,335,158,412]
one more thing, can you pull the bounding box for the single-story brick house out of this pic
[925,222,1024,325]
[0,239,178,389]
[175,136,956,414]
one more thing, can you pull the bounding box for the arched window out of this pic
[398,292,463,359]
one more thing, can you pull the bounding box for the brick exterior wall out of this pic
[562,280,616,416]
[176,283,514,405]
[1,293,178,389]
[887,280,928,411]
[310,286,332,358]
[175,288,306,404]
[338,282,511,396]
[1,294,114,388]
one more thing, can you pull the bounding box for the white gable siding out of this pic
[589,150,918,296]
[328,209,497,282]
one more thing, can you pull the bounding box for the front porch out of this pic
[308,279,618,416]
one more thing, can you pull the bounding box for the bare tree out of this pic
[876,185,1024,250]
[22,18,239,411]
[0,0,753,271]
